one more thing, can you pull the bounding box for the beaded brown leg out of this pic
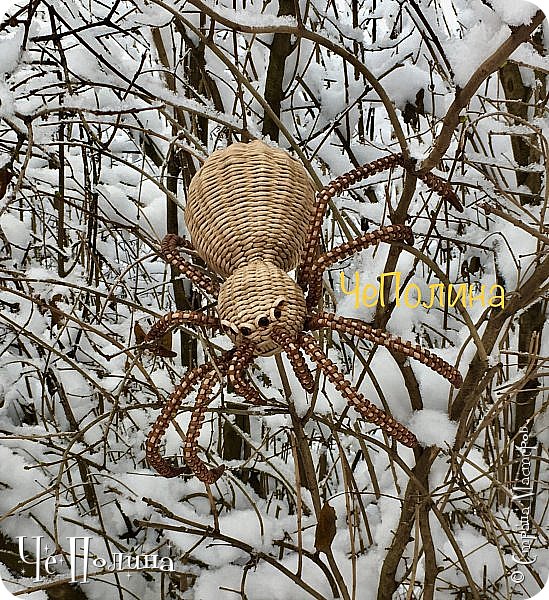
[305,224,414,310]
[298,154,462,289]
[299,333,418,447]
[161,234,220,295]
[144,310,219,348]
[271,329,315,392]
[309,313,462,387]
[183,365,228,484]
[227,343,264,405]
[415,171,463,212]
[146,361,214,478]
[299,155,404,288]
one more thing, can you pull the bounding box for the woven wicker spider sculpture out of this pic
[144,140,463,483]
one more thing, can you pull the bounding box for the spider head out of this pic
[217,261,307,356]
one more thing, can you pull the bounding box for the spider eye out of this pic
[240,326,252,336]
[221,320,240,336]
[257,316,269,327]
[273,308,282,319]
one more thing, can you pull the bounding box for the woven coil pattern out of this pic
[185,140,315,277]
[183,366,227,484]
[227,343,265,405]
[217,260,307,356]
[160,234,219,295]
[144,310,219,346]
[271,329,316,392]
[146,361,213,478]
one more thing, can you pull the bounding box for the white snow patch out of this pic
[0,78,15,119]
[0,26,24,75]
[380,64,430,110]
[408,409,457,447]
[446,3,510,86]
[489,0,539,26]
[0,212,30,248]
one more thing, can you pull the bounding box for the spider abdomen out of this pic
[185,140,315,278]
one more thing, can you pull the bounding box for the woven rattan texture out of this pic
[217,260,307,356]
[185,140,315,277]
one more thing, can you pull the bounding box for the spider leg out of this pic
[299,332,418,448]
[227,343,265,405]
[298,154,462,289]
[144,310,219,348]
[146,361,214,478]
[299,155,403,288]
[305,224,414,310]
[309,313,462,387]
[183,365,228,484]
[161,234,220,295]
[185,344,278,482]
[271,329,315,392]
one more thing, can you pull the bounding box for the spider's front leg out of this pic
[186,343,286,484]
[147,344,266,482]
[182,365,228,484]
[308,313,462,387]
[304,224,414,310]
[227,342,266,405]
[271,329,315,392]
[146,361,215,478]
[183,344,272,483]
[299,333,418,448]
[144,310,220,349]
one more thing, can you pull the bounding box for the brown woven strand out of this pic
[271,329,315,392]
[299,153,463,287]
[144,311,219,347]
[185,140,315,277]
[306,224,414,309]
[299,154,404,286]
[183,366,228,484]
[160,234,220,295]
[227,343,264,405]
[146,361,214,478]
[181,348,266,482]
[299,333,418,447]
[309,313,463,387]
[416,170,463,212]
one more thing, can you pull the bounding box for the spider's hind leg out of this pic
[160,234,220,296]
